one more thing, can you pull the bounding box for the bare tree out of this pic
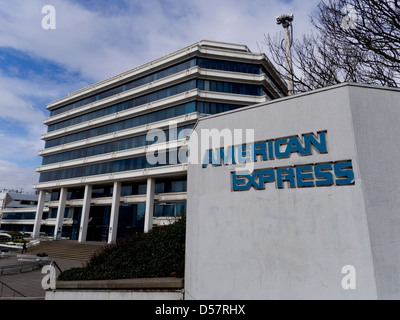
[264,0,400,93]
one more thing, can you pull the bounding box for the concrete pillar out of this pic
[78,185,92,243]
[54,187,67,240]
[144,178,155,233]
[33,190,46,238]
[108,182,121,244]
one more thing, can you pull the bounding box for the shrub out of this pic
[13,239,26,244]
[1,249,9,253]
[6,231,23,237]
[59,218,186,281]
[36,252,48,257]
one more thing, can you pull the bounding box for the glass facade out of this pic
[154,202,186,217]
[42,124,194,165]
[87,206,111,242]
[51,190,60,201]
[42,208,59,220]
[48,80,197,132]
[121,182,147,196]
[35,47,285,242]
[155,178,187,193]
[67,188,85,200]
[197,79,270,98]
[47,78,267,134]
[45,102,197,148]
[198,57,282,91]
[39,151,188,182]
[49,57,273,118]
[1,224,34,232]
[2,212,36,220]
[44,101,244,149]
[50,58,197,117]
[92,185,114,198]
[198,58,263,74]
[117,204,145,239]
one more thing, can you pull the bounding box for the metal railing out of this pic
[50,260,63,274]
[0,280,26,298]
[0,261,42,275]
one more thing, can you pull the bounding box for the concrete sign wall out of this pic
[185,84,400,300]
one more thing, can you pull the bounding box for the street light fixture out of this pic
[277,13,295,96]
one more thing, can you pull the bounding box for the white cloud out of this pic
[0,76,46,124]
[0,160,39,193]
[0,0,320,81]
[0,0,321,192]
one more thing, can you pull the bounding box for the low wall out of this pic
[46,277,184,300]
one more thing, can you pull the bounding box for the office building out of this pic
[32,40,287,242]
[0,190,49,233]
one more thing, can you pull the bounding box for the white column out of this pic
[33,190,46,238]
[54,187,67,240]
[144,178,155,233]
[78,185,92,243]
[108,182,121,244]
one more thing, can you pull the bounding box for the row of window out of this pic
[1,202,186,238]
[43,202,186,220]
[50,58,197,117]
[1,212,36,220]
[38,202,185,241]
[42,124,194,165]
[197,58,264,75]
[44,101,244,149]
[39,151,188,183]
[45,101,197,148]
[197,79,269,97]
[49,57,275,117]
[49,178,187,202]
[48,80,197,132]
[198,58,282,93]
[47,79,266,133]
[0,225,33,232]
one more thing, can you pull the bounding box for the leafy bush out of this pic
[5,231,23,237]
[36,252,48,257]
[13,239,27,244]
[58,218,186,281]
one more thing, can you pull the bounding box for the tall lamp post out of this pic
[277,13,295,96]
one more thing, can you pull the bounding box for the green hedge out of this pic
[58,218,186,281]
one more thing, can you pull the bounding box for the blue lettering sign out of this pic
[231,161,355,191]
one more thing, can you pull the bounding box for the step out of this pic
[26,241,105,261]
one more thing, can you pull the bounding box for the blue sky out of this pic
[0,0,319,192]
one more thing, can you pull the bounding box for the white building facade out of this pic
[33,40,287,243]
[185,83,400,300]
[0,190,49,234]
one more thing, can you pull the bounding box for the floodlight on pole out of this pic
[277,13,295,96]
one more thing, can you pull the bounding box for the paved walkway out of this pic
[0,252,84,299]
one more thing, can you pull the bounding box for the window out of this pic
[92,186,113,198]
[198,79,266,97]
[50,58,196,117]
[155,178,187,193]
[51,190,60,201]
[197,58,263,75]
[67,188,85,200]
[154,202,186,217]
[121,182,147,196]
[39,151,187,183]
[45,101,196,148]
[43,124,194,165]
